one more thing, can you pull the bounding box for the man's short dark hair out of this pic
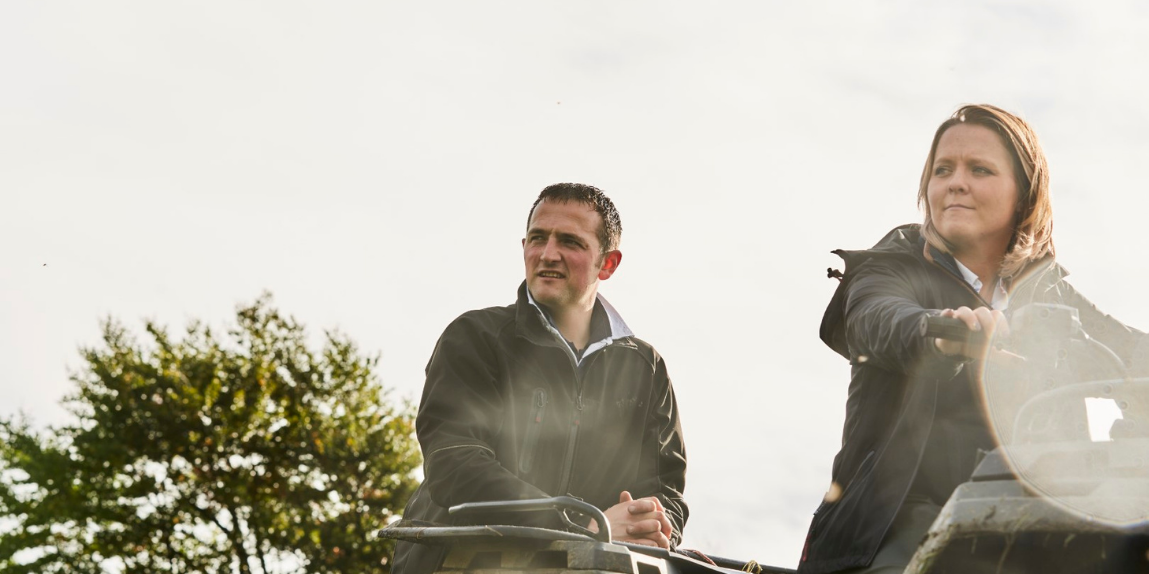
[527,183,622,253]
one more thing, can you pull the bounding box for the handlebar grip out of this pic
[919,314,987,347]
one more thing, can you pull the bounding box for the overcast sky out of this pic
[4,1,1149,568]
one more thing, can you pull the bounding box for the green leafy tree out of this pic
[0,295,421,573]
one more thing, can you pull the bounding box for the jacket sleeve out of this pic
[417,315,554,516]
[844,261,964,376]
[634,354,689,545]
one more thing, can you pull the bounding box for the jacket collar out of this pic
[829,223,923,273]
[514,282,636,363]
[919,234,1065,304]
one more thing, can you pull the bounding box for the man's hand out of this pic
[588,491,673,548]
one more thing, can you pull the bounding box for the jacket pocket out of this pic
[518,388,548,474]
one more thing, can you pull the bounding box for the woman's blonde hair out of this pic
[917,104,1054,278]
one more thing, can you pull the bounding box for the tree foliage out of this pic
[0,295,421,573]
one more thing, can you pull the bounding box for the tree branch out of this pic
[224,502,254,574]
[246,504,270,574]
[199,502,252,574]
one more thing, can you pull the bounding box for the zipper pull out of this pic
[575,395,584,411]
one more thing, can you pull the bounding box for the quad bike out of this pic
[381,303,1149,574]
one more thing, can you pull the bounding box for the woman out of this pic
[797,104,1144,574]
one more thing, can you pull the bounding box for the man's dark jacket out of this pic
[799,224,1143,574]
[393,283,688,574]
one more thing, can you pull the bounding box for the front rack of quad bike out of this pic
[380,496,793,574]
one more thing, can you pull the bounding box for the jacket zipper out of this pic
[529,306,614,497]
[557,351,604,496]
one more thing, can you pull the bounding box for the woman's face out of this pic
[927,123,1020,258]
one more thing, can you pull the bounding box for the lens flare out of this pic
[973,303,1149,528]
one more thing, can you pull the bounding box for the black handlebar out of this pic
[448,496,611,543]
[919,314,988,348]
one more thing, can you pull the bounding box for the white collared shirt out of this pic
[524,288,635,365]
[953,259,1009,310]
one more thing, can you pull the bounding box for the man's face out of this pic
[523,199,620,315]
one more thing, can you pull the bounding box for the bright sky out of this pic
[3,1,1149,568]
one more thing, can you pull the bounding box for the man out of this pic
[393,183,688,573]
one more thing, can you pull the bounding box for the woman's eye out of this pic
[933,166,950,176]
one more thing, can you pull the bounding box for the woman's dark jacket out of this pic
[393,283,688,574]
[798,224,1144,574]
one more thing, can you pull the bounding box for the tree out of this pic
[0,295,421,573]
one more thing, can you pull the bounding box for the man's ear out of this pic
[597,250,622,280]
[521,238,526,249]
